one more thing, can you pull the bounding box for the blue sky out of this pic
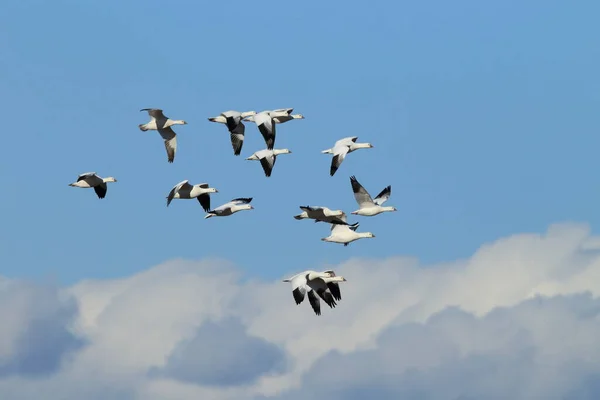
[0,1,600,282]
[1,0,599,284]
[1,1,600,399]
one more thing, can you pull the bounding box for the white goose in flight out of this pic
[166,180,219,212]
[321,220,374,246]
[245,148,292,177]
[282,270,347,315]
[293,206,350,225]
[321,136,373,176]
[204,197,254,219]
[349,175,397,216]
[207,110,256,156]
[139,108,188,163]
[68,172,117,199]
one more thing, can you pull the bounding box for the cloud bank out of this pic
[1,222,600,399]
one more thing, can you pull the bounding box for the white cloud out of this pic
[0,222,599,399]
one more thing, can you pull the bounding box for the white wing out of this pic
[289,273,309,305]
[140,108,166,121]
[330,145,350,176]
[158,127,177,163]
[373,185,392,205]
[349,176,375,207]
[259,152,276,177]
[334,136,358,147]
[331,222,353,233]
[77,172,97,181]
[254,112,276,150]
[229,122,245,156]
[230,197,252,205]
[166,180,191,206]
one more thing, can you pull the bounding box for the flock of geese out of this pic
[68,107,397,316]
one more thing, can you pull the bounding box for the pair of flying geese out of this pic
[282,270,347,316]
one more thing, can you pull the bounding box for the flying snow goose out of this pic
[208,110,256,156]
[321,136,373,176]
[282,270,347,315]
[166,180,219,211]
[139,108,188,163]
[349,175,397,216]
[204,197,254,219]
[245,148,292,177]
[68,172,117,199]
[244,111,276,150]
[293,206,350,225]
[321,220,375,246]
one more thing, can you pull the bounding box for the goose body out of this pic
[208,110,256,156]
[204,197,254,219]
[264,108,305,124]
[68,172,117,199]
[349,175,397,216]
[321,221,375,246]
[321,136,374,176]
[245,148,292,177]
[166,180,219,211]
[293,206,350,225]
[139,108,188,163]
[282,270,347,315]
